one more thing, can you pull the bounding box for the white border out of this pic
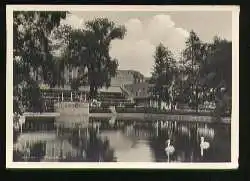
[6,5,239,169]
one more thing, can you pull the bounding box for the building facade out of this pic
[110,70,145,87]
[124,82,160,108]
[35,68,148,107]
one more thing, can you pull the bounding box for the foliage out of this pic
[13,11,67,114]
[50,24,73,87]
[13,12,231,119]
[148,30,232,117]
[70,77,81,91]
[181,30,204,111]
[150,43,176,108]
[202,38,232,117]
[64,18,126,99]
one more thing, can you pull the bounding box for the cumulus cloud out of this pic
[110,14,189,77]
[60,13,189,77]
[60,13,85,29]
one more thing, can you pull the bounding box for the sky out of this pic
[60,11,232,77]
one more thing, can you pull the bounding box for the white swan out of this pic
[165,139,175,162]
[200,137,210,156]
[165,139,175,155]
[19,115,25,125]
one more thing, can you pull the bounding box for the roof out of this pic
[40,86,122,93]
[117,69,145,77]
[99,86,122,93]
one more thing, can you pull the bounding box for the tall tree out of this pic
[64,18,126,99]
[203,38,232,117]
[50,24,73,88]
[182,30,204,112]
[150,43,176,109]
[13,11,67,113]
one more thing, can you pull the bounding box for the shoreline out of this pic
[22,112,231,124]
[90,113,231,124]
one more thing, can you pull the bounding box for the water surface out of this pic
[13,117,231,162]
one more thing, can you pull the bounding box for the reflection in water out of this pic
[13,117,231,162]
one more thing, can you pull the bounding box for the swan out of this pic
[165,139,175,162]
[200,137,210,156]
[165,139,175,155]
[19,115,25,125]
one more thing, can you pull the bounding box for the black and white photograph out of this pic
[6,5,239,169]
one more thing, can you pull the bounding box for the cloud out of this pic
[61,13,189,77]
[60,13,85,29]
[110,14,189,77]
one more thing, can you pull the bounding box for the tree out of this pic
[70,78,81,91]
[150,43,176,109]
[170,67,183,109]
[13,11,67,113]
[203,38,232,92]
[182,30,204,111]
[50,24,73,88]
[202,38,232,117]
[64,18,126,99]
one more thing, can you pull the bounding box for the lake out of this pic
[13,117,231,162]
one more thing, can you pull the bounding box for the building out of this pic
[110,70,145,87]
[29,66,181,109]
[124,82,159,108]
[35,68,148,108]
